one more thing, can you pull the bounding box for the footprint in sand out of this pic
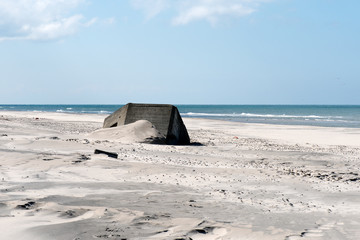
[60,209,90,218]
[286,222,338,239]
[186,226,227,239]
[301,228,324,238]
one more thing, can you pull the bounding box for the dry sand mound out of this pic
[87,119,165,143]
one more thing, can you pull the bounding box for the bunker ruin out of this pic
[103,103,190,145]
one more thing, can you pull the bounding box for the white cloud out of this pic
[173,1,256,25]
[0,0,92,41]
[103,17,116,25]
[131,0,268,25]
[131,0,170,19]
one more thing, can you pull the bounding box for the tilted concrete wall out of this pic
[103,104,128,128]
[125,104,173,137]
[103,103,190,145]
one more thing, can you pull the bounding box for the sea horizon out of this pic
[1,104,359,129]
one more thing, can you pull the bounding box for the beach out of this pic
[0,111,359,240]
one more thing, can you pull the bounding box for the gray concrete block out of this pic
[103,103,190,145]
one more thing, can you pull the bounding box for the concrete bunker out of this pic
[103,103,190,145]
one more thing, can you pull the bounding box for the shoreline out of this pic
[2,110,360,146]
[2,109,360,128]
[0,111,359,239]
[1,105,359,129]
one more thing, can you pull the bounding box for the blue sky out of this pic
[0,0,359,104]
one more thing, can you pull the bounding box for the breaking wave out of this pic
[182,112,343,119]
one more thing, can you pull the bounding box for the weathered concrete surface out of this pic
[103,103,190,145]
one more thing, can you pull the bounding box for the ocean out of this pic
[0,104,359,128]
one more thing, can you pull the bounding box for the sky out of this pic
[0,0,359,105]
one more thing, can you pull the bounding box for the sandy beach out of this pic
[0,111,359,240]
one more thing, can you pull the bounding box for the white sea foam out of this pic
[80,110,112,114]
[99,110,111,114]
[56,109,73,113]
[315,118,351,123]
[182,112,340,119]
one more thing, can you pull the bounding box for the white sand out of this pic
[0,111,359,240]
[88,120,165,143]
